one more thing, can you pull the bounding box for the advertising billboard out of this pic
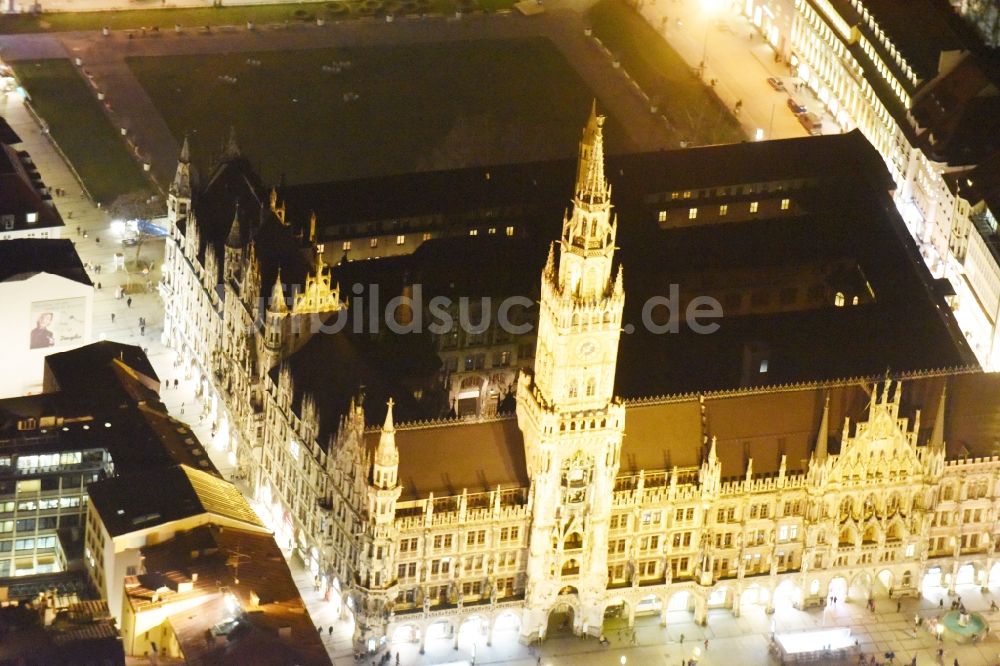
[28,297,86,350]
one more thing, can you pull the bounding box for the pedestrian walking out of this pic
[174,379,179,389]
[897,600,901,613]
[181,402,185,415]
[111,313,115,323]
[704,638,709,650]
[140,324,145,336]
[95,236,100,244]
[127,297,132,308]
[96,282,101,290]
[680,633,684,644]
[329,626,334,638]
[76,226,81,236]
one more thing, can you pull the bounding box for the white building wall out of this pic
[0,271,93,397]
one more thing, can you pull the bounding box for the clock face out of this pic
[577,339,597,360]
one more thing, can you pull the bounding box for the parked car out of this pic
[767,77,785,91]
[798,111,823,135]
[786,98,807,115]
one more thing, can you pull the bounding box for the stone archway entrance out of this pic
[547,602,576,637]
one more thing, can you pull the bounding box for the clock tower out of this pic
[517,103,626,640]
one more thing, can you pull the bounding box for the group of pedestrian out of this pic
[139,316,146,336]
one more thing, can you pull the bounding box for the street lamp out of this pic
[620,656,627,665]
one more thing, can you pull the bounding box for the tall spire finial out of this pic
[575,101,609,204]
[930,382,947,451]
[383,397,395,433]
[226,202,242,248]
[375,398,399,472]
[269,269,287,313]
[171,137,192,198]
[815,392,830,461]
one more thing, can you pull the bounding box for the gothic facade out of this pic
[160,112,1000,655]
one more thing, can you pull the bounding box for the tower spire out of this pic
[575,101,610,204]
[375,398,399,472]
[170,136,192,198]
[226,203,242,248]
[930,382,947,451]
[269,269,288,313]
[815,392,830,460]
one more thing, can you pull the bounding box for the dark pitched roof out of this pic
[363,417,528,501]
[0,239,89,285]
[620,370,999,479]
[87,464,264,538]
[0,116,23,145]
[281,325,444,443]
[44,341,159,396]
[909,55,1000,166]
[0,143,63,233]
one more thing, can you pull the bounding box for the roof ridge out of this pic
[622,365,978,407]
[364,413,517,433]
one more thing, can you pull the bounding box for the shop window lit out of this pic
[369,238,378,248]
[469,229,478,236]
[342,241,351,251]
[505,226,514,237]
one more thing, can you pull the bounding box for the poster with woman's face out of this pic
[29,298,85,350]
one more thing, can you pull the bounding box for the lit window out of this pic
[658,210,667,222]
[750,202,759,213]
[781,198,790,210]
[396,235,405,245]
[488,227,496,235]
[505,226,514,237]
[469,229,478,236]
[341,241,351,251]
[670,192,679,200]
[422,232,432,241]
[683,191,691,199]
[759,359,769,373]
[688,208,698,220]
[834,292,845,307]
[719,204,728,216]
[26,212,38,224]
[369,238,378,248]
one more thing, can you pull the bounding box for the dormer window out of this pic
[26,212,38,224]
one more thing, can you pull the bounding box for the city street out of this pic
[633,0,829,142]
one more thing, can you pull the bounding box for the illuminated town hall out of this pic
[158,107,1000,656]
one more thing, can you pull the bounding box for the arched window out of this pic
[586,378,596,397]
[568,381,578,399]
